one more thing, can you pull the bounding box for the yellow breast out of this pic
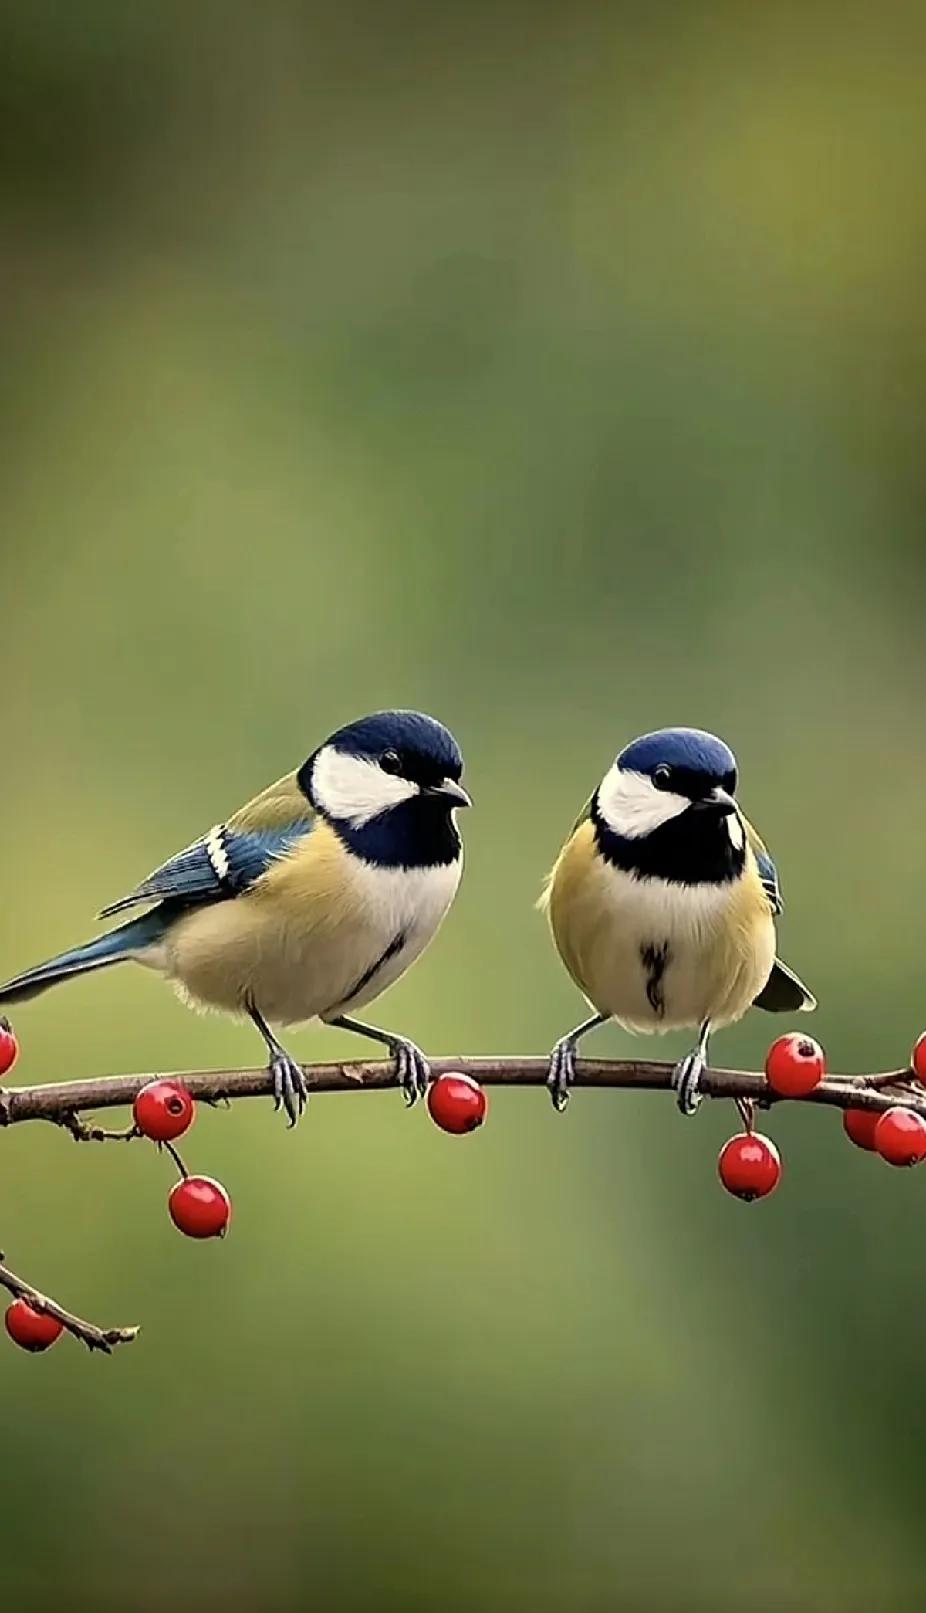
[162,821,460,1027]
[543,822,775,1032]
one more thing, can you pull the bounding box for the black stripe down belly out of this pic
[341,930,408,1005]
[640,941,670,1017]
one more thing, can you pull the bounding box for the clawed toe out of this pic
[672,1052,704,1116]
[393,1038,430,1107]
[248,1006,308,1130]
[547,1040,576,1113]
[270,1052,308,1128]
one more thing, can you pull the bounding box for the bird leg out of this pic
[329,1016,430,1107]
[247,1005,308,1128]
[671,1020,712,1116]
[546,1014,609,1112]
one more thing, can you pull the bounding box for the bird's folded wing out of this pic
[98,773,315,918]
[569,792,595,837]
[226,771,315,833]
[744,818,783,914]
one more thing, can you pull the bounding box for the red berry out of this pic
[5,1299,64,1352]
[843,1107,881,1152]
[764,1033,826,1098]
[0,1020,19,1078]
[912,1033,926,1084]
[168,1175,231,1238]
[133,1079,195,1142]
[874,1107,926,1168]
[426,1073,488,1134]
[717,1132,781,1201]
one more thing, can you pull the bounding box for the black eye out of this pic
[652,765,673,791]
[380,749,402,775]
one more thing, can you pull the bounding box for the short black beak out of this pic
[426,779,472,808]
[691,786,736,816]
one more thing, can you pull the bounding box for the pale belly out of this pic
[155,856,461,1027]
[549,853,776,1033]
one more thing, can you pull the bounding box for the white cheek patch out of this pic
[727,813,746,851]
[596,766,689,839]
[311,746,417,826]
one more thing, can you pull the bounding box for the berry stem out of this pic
[0,1251,139,1353]
[160,1140,188,1179]
[735,1096,756,1133]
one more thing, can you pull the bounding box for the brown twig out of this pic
[0,1252,139,1353]
[0,1056,922,1126]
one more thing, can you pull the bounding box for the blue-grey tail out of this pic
[0,912,166,1006]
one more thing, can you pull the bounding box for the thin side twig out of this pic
[57,1112,140,1144]
[0,1252,140,1353]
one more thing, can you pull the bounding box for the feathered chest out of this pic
[164,824,462,1022]
[253,826,463,956]
[545,821,774,1030]
[262,842,463,1017]
[340,853,464,946]
[589,857,740,941]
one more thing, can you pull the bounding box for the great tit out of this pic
[0,709,470,1125]
[540,727,814,1114]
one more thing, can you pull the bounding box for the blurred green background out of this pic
[2,2,926,1608]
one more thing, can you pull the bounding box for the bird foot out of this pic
[547,1037,577,1113]
[391,1037,430,1107]
[270,1050,309,1128]
[671,1050,705,1116]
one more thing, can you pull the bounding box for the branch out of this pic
[0,1056,922,1126]
[0,1055,920,1358]
[0,1253,140,1353]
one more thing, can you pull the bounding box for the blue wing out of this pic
[98,821,313,918]
[754,846,782,915]
[743,818,816,1011]
[744,820,782,914]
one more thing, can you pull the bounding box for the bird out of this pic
[0,710,470,1126]
[539,726,814,1115]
